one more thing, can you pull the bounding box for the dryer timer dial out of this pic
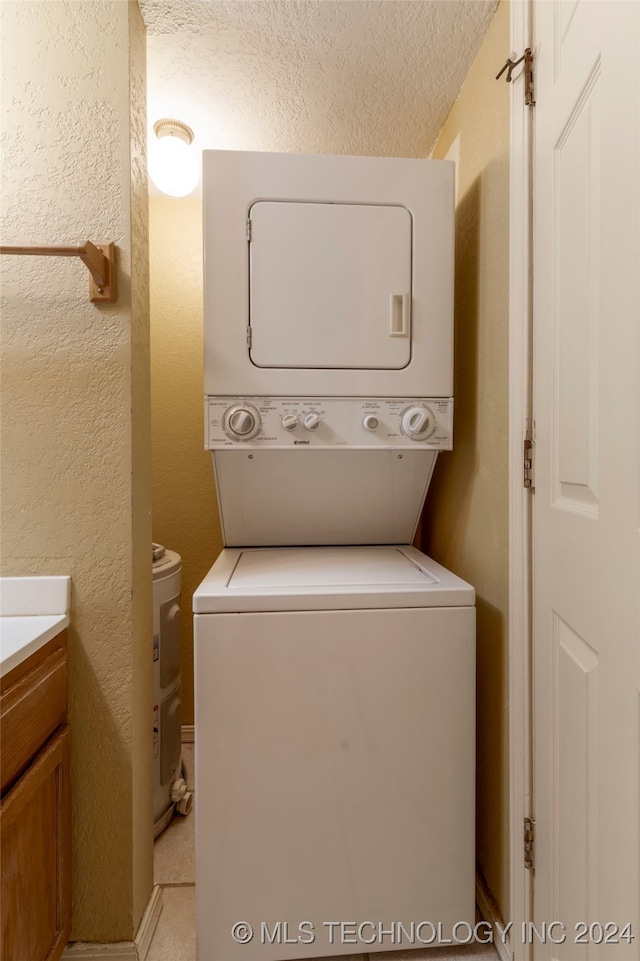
[223,404,261,441]
[401,405,436,441]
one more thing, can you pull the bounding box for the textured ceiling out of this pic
[139,0,499,194]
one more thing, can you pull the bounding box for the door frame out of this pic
[508,1,534,958]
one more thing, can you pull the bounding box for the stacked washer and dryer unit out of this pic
[194,151,476,961]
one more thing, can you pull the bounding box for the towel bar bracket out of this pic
[0,241,117,304]
[85,243,116,303]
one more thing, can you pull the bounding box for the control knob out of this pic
[281,414,299,431]
[363,415,379,431]
[222,403,261,441]
[303,413,321,431]
[401,405,435,441]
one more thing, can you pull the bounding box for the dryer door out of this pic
[248,201,412,369]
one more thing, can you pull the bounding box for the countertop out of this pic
[0,576,71,677]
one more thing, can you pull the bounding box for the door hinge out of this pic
[246,218,252,241]
[524,47,535,107]
[246,325,252,348]
[524,816,536,870]
[496,47,535,107]
[524,435,535,489]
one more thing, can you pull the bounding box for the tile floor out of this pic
[147,744,499,961]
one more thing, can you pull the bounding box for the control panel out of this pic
[206,397,453,450]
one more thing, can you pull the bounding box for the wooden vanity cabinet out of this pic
[1,630,71,961]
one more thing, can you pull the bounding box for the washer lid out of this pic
[193,545,474,613]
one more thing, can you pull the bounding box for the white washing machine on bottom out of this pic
[194,544,475,961]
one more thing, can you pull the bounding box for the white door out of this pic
[532,2,640,958]
[249,201,412,369]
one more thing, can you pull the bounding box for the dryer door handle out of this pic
[389,293,410,337]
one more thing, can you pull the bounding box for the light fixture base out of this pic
[153,119,194,146]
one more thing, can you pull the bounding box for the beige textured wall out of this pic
[149,198,223,724]
[0,0,153,942]
[420,0,510,920]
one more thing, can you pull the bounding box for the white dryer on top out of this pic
[202,150,456,548]
[203,150,455,399]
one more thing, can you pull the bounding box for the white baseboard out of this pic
[63,885,163,961]
[476,871,511,961]
[63,944,137,960]
[182,724,195,743]
[135,885,164,960]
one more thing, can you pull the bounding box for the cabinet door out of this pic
[249,201,412,369]
[1,726,71,961]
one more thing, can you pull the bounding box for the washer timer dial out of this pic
[222,403,261,441]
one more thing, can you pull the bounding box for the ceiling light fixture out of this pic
[149,119,199,198]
